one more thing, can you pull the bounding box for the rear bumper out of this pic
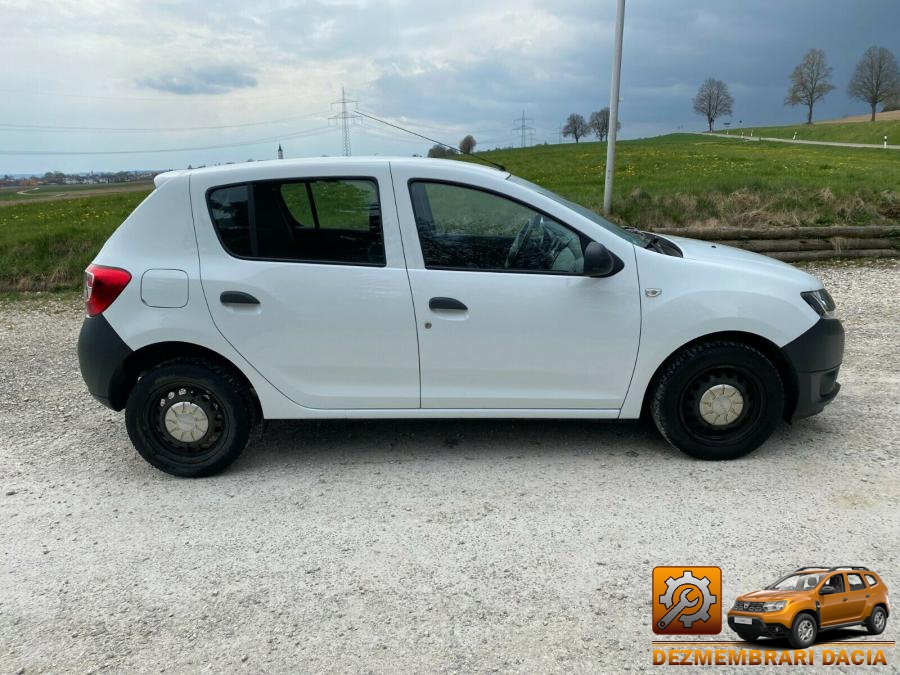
[77,314,132,410]
[783,318,844,420]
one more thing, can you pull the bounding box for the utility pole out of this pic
[603,0,625,215]
[330,87,360,156]
[512,110,535,148]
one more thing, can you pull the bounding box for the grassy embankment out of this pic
[2,130,899,292]
[725,120,900,144]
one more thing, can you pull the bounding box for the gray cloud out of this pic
[137,64,258,95]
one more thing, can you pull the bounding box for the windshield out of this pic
[767,573,824,591]
[508,175,645,246]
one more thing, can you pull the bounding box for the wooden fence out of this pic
[651,225,900,262]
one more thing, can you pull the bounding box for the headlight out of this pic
[732,598,741,609]
[763,601,786,612]
[801,289,836,319]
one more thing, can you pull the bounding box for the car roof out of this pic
[154,156,509,188]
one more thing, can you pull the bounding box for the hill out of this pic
[724,119,900,145]
[2,133,899,292]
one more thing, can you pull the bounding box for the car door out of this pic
[845,573,870,622]
[192,164,420,410]
[818,573,851,625]
[391,163,641,410]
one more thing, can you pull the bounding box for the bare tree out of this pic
[785,48,835,124]
[848,46,900,122]
[692,78,734,132]
[589,108,620,141]
[562,113,589,143]
[459,135,477,154]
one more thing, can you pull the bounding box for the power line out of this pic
[0,126,333,156]
[512,110,535,148]
[355,110,506,171]
[0,111,331,134]
[330,87,360,156]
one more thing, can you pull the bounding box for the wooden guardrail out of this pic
[651,225,900,262]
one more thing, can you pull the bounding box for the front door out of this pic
[193,167,420,409]
[392,172,641,410]
[818,573,851,626]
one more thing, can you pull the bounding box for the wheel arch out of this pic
[112,341,260,417]
[641,330,798,421]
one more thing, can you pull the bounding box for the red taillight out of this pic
[84,264,131,317]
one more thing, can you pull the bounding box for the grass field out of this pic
[724,119,900,144]
[2,133,898,292]
[0,181,154,202]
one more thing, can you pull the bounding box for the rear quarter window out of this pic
[865,574,879,587]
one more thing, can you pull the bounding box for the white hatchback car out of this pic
[78,158,843,477]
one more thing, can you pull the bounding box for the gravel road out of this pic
[1,261,898,674]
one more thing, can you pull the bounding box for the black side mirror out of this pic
[583,241,622,278]
[819,585,835,595]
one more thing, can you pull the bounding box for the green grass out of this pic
[724,120,900,145]
[0,181,154,201]
[0,190,151,291]
[2,133,899,292]
[461,134,900,230]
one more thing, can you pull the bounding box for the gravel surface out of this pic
[1,261,898,674]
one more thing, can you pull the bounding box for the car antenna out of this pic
[355,110,507,172]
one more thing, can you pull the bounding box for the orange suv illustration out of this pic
[727,567,890,649]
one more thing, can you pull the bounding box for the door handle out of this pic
[429,297,467,311]
[843,598,848,602]
[220,291,260,305]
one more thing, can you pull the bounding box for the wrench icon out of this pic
[657,589,699,629]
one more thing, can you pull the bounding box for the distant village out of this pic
[0,170,160,188]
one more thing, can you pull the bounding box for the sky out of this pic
[2,0,898,174]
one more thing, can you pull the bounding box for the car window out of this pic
[409,181,586,274]
[847,574,866,591]
[825,574,845,593]
[865,574,879,587]
[208,178,384,265]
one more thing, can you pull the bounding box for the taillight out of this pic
[84,264,131,317]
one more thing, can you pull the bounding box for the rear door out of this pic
[191,163,420,410]
[390,162,641,410]
[845,573,869,622]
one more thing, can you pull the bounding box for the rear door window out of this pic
[847,574,866,591]
[208,178,384,265]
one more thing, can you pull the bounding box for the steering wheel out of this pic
[505,214,546,269]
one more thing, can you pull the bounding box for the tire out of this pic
[788,613,817,649]
[866,606,887,635]
[125,358,255,477]
[651,341,784,461]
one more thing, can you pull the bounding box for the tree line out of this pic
[694,45,900,131]
[560,109,621,143]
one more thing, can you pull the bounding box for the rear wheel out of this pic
[866,606,887,635]
[788,613,817,649]
[125,359,255,477]
[651,341,784,460]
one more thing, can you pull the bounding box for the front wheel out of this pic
[125,359,255,477]
[788,613,817,649]
[651,341,784,461]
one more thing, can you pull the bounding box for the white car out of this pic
[77,157,844,477]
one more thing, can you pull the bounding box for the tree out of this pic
[785,48,835,124]
[588,108,620,141]
[459,135,477,154]
[562,113,589,143]
[848,46,900,122]
[427,144,458,158]
[692,78,734,132]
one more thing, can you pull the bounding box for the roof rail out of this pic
[795,566,829,571]
[826,566,870,572]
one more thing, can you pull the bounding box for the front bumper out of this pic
[782,317,844,420]
[727,613,791,638]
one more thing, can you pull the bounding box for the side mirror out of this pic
[583,242,622,278]
[819,586,835,595]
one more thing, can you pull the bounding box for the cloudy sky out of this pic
[2,0,898,173]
